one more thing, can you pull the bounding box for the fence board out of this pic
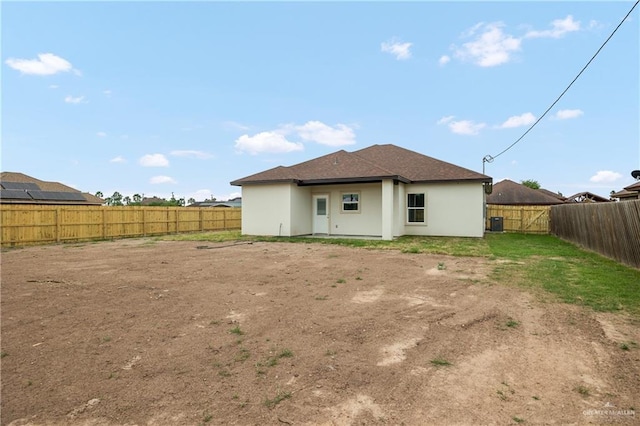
[551,200,640,269]
[0,205,241,247]
[486,205,551,234]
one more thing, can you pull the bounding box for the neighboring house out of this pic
[611,181,640,201]
[189,197,242,208]
[140,196,168,206]
[564,192,611,203]
[0,172,104,205]
[230,144,492,240]
[486,180,566,206]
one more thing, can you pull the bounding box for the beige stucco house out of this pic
[231,144,492,240]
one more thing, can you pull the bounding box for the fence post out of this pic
[142,208,146,237]
[55,207,61,243]
[199,208,203,231]
[102,208,106,239]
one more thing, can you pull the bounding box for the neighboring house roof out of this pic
[538,188,566,201]
[624,181,640,191]
[140,197,167,206]
[189,200,242,208]
[231,144,491,186]
[0,172,104,205]
[486,179,566,205]
[564,192,611,203]
[610,181,640,200]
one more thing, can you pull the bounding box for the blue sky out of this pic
[2,1,639,202]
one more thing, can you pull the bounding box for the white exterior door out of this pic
[313,194,329,234]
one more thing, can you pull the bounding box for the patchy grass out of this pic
[430,358,452,367]
[505,319,519,328]
[234,348,251,362]
[229,326,244,336]
[486,233,640,316]
[158,231,490,257]
[264,391,291,408]
[575,385,590,397]
[160,231,640,317]
[620,341,638,351]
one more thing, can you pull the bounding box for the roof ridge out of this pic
[349,149,398,177]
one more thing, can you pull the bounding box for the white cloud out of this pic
[49,84,59,89]
[525,15,581,39]
[5,53,78,76]
[499,112,536,128]
[554,109,584,120]
[437,115,455,125]
[437,116,486,135]
[235,132,304,155]
[139,153,169,167]
[110,156,126,163]
[295,121,356,147]
[454,22,521,67]
[448,120,486,135]
[170,150,214,159]
[64,95,86,104]
[150,175,177,184]
[381,38,413,60]
[103,89,112,97]
[97,132,107,137]
[438,55,451,66]
[590,171,622,183]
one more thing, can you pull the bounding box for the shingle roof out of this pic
[610,181,640,200]
[0,171,104,205]
[624,181,640,191]
[231,144,491,186]
[538,188,566,201]
[564,192,611,203]
[486,179,566,205]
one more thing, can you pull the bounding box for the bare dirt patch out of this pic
[1,239,638,425]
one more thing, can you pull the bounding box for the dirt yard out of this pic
[1,239,638,425]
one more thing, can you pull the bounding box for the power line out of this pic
[483,0,639,172]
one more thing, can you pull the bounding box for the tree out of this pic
[132,194,142,204]
[521,179,541,190]
[187,197,196,205]
[123,196,132,206]
[95,191,104,198]
[105,191,123,206]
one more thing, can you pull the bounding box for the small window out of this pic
[342,193,360,212]
[407,193,425,223]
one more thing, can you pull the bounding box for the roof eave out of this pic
[298,175,407,186]
[230,178,301,186]
[410,177,493,184]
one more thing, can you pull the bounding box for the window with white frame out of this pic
[341,192,360,212]
[407,193,425,223]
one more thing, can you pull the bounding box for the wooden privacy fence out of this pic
[486,205,551,234]
[551,200,640,269]
[0,205,241,247]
